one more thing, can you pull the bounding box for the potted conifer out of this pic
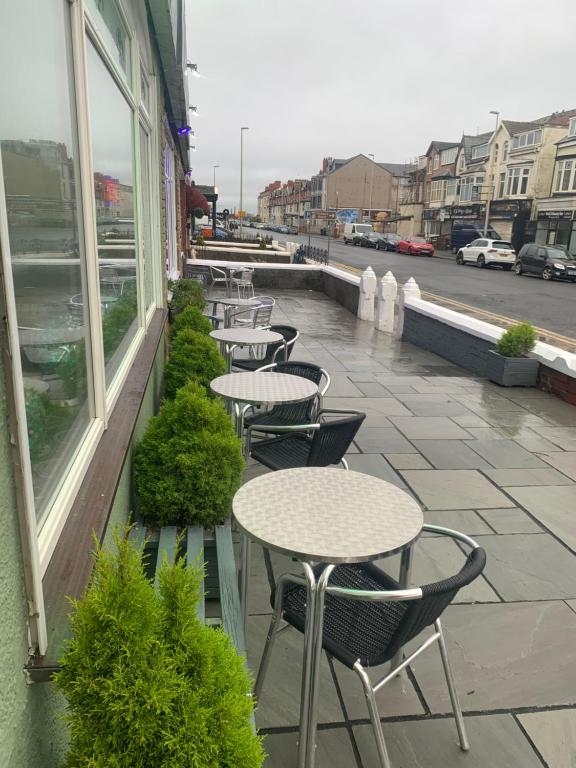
[486,322,539,387]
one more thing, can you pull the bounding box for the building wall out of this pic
[397,203,423,237]
[326,156,394,211]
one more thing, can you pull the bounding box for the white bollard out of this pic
[375,271,397,333]
[357,266,377,322]
[394,277,421,339]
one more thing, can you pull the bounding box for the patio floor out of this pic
[234,288,576,768]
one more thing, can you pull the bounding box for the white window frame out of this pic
[503,141,509,161]
[569,117,576,137]
[511,129,542,151]
[440,147,457,165]
[430,179,446,203]
[506,166,531,196]
[471,144,489,161]
[1,0,163,598]
[433,154,439,170]
[554,159,576,193]
[498,172,506,198]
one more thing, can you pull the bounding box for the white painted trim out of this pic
[105,324,145,414]
[191,257,361,286]
[0,149,47,654]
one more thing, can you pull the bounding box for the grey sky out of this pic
[186,0,575,213]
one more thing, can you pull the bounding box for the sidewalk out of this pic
[241,288,576,768]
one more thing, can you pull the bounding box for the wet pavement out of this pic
[234,288,576,768]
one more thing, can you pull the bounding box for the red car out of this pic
[397,237,435,257]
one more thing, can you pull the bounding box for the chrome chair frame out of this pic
[255,525,482,768]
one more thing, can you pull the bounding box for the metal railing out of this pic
[295,244,329,265]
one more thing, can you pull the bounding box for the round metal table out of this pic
[210,297,260,327]
[210,327,283,372]
[233,467,423,768]
[211,371,318,408]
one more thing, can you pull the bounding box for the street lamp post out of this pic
[484,111,499,236]
[368,153,375,225]
[213,164,219,188]
[240,127,249,238]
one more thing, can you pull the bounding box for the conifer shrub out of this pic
[169,278,205,314]
[134,381,243,526]
[495,322,537,358]
[171,305,212,340]
[164,329,226,399]
[55,532,263,767]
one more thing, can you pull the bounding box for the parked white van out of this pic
[343,223,374,245]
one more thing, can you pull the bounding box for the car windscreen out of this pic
[492,241,513,249]
[547,248,570,260]
[355,225,373,234]
[411,238,426,243]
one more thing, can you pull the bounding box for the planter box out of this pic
[485,350,539,387]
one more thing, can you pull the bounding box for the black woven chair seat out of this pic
[278,564,408,669]
[251,433,312,470]
[233,357,271,372]
[244,403,311,429]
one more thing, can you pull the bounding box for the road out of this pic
[246,227,576,345]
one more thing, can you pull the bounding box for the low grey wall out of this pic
[322,272,359,315]
[252,268,324,292]
[403,307,495,376]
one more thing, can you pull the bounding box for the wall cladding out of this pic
[403,308,495,376]
[321,272,359,314]
[538,364,576,405]
[253,268,323,292]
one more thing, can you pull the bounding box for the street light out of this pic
[240,127,249,238]
[368,153,375,224]
[186,62,201,77]
[213,164,220,188]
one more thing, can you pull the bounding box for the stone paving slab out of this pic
[518,709,576,768]
[513,434,566,453]
[262,727,357,768]
[482,467,574,486]
[423,509,494,536]
[478,508,544,534]
[354,715,544,768]
[567,600,576,615]
[401,470,515,510]
[504,485,576,553]
[539,451,576,480]
[384,453,433,470]
[479,533,576,601]
[465,439,547,468]
[412,440,492,470]
[390,416,472,440]
[355,427,417,454]
[410,601,576,712]
[530,427,576,451]
[344,453,407,489]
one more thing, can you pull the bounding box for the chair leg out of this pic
[254,610,281,701]
[435,618,469,752]
[340,457,349,470]
[353,661,392,768]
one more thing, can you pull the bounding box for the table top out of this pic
[214,297,260,308]
[210,371,318,405]
[210,328,282,346]
[233,468,423,563]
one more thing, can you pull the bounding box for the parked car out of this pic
[376,233,401,251]
[359,232,386,248]
[397,237,435,257]
[456,239,516,269]
[343,223,374,245]
[451,222,501,253]
[515,243,576,281]
[288,225,298,235]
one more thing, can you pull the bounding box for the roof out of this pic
[501,120,543,136]
[378,162,415,176]
[425,140,459,156]
[461,132,492,164]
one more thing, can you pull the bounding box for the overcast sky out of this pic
[186,0,575,213]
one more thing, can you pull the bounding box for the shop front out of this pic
[535,205,576,255]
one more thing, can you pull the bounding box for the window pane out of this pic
[86,39,138,385]
[0,0,93,523]
[139,125,154,309]
[85,0,131,80]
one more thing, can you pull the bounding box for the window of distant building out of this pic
[506,166,530,195]
[569,117,576,137]
[471,144,489,161]
[503,141,509,161]
[430,179,446,202]
[433,154,439,170]
[554,160,576,193]
[498,172,506,198]
[511,129,542,150]
[440,147,457,165]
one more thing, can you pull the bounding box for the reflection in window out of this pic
[0,0,93,523]
[86,39,139,385]
[84,0,131,80]
[140,125,155,309]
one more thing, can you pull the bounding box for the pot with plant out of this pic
[485,322,539,387]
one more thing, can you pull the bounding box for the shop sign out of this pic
[449,204,483,218]
[537,209,574,221]
[333,208,357,223]
[423,208,440,220]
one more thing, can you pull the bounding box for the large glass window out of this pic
[506,167,530,196]
[86,39,138,385]
[554,160,576,193]
[0,0,93,523]
[84,0,131,81]
[140,125,155,309]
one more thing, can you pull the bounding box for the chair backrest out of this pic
[382,546,487,664]
[265,361,327,422]
[252,302,274,328]
[268,325,299,361]
[307,412,365,466]
[254,295,275,307]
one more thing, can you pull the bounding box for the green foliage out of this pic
[195,235,206,246]
[171,305,212,340]
[164,329,226,399]
[135,381,244,526]
[102,285,138,362]
[170,278,206,314]
[495,322,537,358]
[258,238,267,250]
[58,340,88,399]
[194,206,205,219]
[24,388,78,462]
[55,532,263,768]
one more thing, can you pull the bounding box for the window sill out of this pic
[27,308,167,682]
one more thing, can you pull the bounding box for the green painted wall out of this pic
[1,334,165,768]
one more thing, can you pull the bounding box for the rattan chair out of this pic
[249,409,365,470]
[243,361,330,450]
[255,526,487,768]
[232,325,299,371]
